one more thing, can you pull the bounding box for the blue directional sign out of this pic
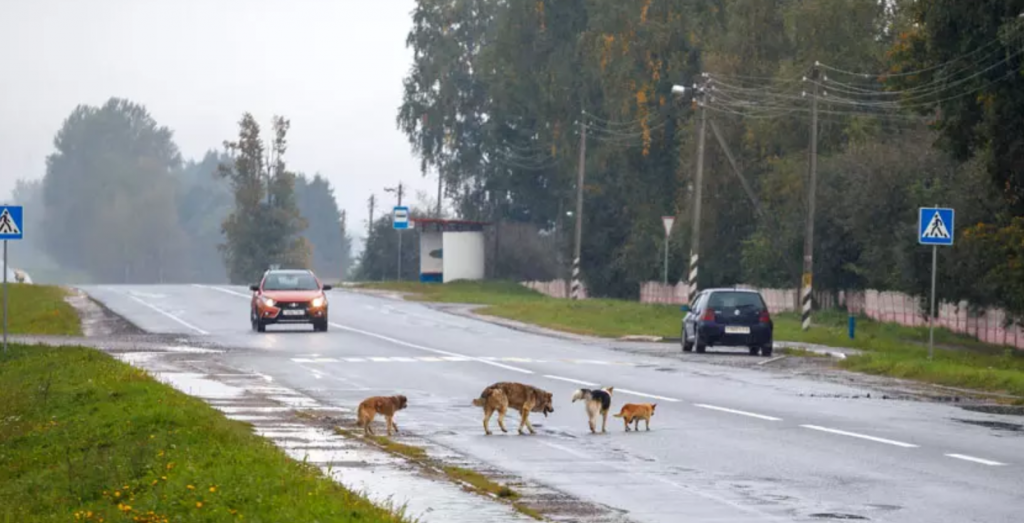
[0,206,23,240]
[392,206,410,230]
[918,207,954,246]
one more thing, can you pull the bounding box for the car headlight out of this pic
[261,296,275,307]
[310,297,325,308]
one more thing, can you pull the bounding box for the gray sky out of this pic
[0,0,433,244]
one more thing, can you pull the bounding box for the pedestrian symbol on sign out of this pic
[0,209,20,235]
[922,211,950,240]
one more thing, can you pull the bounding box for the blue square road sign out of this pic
[0,206,23,240]
[918,207,954,246]
[393,206,410,230]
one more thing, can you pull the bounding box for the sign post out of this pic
[393,206,410,281]
[918,206,954,361]
[661,216,675,285]
[0,205,24,354]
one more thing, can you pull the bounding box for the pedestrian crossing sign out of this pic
[918,207,953,246]
[0,206,23,240]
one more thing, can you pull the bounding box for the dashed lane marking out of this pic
[801,424,919,448]
[543,374,598,387]
[125,293,210,335]
[292,356,637,366]
[945,454,1006,466]
[694,404,781,421]
[616,388,682,403]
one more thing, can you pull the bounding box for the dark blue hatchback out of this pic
[681,288,774,356]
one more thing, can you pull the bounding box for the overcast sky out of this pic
[0,0,433,245]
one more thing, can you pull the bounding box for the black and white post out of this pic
[918,205,955,361]
[801,64,821,331]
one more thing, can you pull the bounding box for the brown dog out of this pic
[356,395,408,436]
[472,382,554,435]
[613,403,656,432]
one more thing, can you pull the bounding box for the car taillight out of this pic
[759,310,771,323]
[702,309,716,321]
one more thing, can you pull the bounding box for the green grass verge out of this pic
[356,281,1024,399]
[6,283,81,336]
[0,345,408,523]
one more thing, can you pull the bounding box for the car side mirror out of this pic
[249,284,259,292]
[680,305,690,313]
[322,284,333,291]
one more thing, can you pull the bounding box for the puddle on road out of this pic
[952,418,1023,434]
[151,372,245,399]
[809,514,869,520]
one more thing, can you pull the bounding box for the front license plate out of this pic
[725,325,750,334]
[282,309,305,316]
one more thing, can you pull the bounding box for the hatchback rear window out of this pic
[706,292,765,310]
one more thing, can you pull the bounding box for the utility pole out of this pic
[367,194,376,241]
[687,80,708,306]
[801,64,821,331]
[570,114,587,300]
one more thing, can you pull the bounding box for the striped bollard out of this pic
[801,273,813,330]
[570,257,582,300]
[687,253,699,304]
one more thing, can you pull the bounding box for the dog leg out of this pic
[363,412,375,436]
[497,407,509,434]
[483,407,494,436]
[601,411,609,434]
[521,408,536,434]
[623,416,631,432]
[385,414,394,436]
[645,417,650,431]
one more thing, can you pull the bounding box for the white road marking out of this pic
[418,356,444,362]
[369,357,392,362]
[543,375,598,387]
[694,404,781,421]
[328,322,535,374]
[193,283,250,298]
[945,453,1006,466]
[343,357,367,363]
[801,425,919,448]
[616,388,682,403]
[440,356,472,362]
[389,357,418,362]
[125,294,209,335]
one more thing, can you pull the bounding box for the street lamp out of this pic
[672,81,706,306]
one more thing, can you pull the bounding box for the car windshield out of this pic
[706,292,765,311]
[262,272,319,291]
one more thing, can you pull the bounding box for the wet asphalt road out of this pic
[82,284,1024,523]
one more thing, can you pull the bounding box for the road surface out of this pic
[82,284,1024,523]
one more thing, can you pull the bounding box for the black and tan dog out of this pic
[472,382,554,435]
[613,403,656,432]
[571,386,614,434]
[356,395,408,436]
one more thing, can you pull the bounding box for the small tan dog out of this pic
[613,403,656,432]
[356,395,408,436]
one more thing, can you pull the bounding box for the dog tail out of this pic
[472,387,497,407]
[612,413,624,418]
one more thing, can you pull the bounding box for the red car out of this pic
[250,269,332,332]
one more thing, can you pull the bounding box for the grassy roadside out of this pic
[1,284,406,522]
[0,345,408,523]
[6,283,81,336]
[355,281,1024,400]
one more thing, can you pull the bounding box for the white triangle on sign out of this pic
[922,211,950,239]
[662,216,675,237]
[0,209,20,235]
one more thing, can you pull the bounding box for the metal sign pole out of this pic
[3,239,8,353]
[663,235,669,285]
[928,243,937,360]
[397,229,403,281]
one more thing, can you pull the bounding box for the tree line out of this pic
[392,0,1024,320]
[13,98,352,285]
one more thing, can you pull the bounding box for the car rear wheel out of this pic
[760,344,773,357]
[694,330,707,353]
[681,326,693,352]
[748,346,760,356]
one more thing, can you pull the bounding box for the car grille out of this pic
[276,301,308,310]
